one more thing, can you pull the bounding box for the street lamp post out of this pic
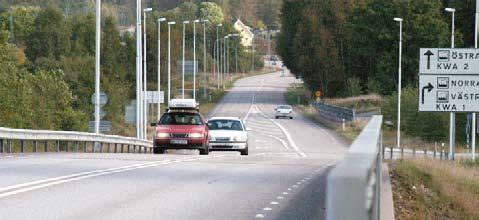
[135,0,142,139]
[142,8,153,139]
[231,34,239,75]
[473,1,479,162]
[193,19,200,100]
[202,19,208,99]
[157,17,166,121]
[94,0,101,137]
[216,24,222,89]
[252,35,255,73]
[394,18,402,151]
[446,7,456,160]
[182,20,189,99]
[167,21,176,103]
[223,36,228,89]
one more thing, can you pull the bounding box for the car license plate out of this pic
[170,139,187,145]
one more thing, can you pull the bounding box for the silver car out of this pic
[275,105,293,119]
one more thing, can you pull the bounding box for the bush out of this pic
[346,76,362,97]
[383,86,448,142]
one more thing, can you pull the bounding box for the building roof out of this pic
[234,19,253,37]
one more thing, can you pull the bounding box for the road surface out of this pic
[0,71,347,220]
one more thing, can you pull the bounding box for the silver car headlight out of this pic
[209,136,215,141]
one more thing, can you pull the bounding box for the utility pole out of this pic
[473,0,479,162]
[135,0,142,139]
[394,18,402,150]
[193,20,200,100]
[167,21,176,103]
[143,8,153,139]
[182,20,190,99]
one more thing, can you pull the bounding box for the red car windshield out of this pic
[159,112,204,125]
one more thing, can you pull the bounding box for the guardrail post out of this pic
[74,141,79,152]
[114,143,118,153]
[127,145,131,153]
[65,141,69,152]
[424,149,427,157]
[0,139,3,154]
[8,140,12,153]
[56,141,60,152]
[99,142,103,153]
[83,142,87,153]
[390,147,393,159]
[44,141,48,152]
[121,144,124,153]
[433,148,437,158]
[413,148,416,157]
[108,143,112,153]
[20,140,24,153]
[33,140,37,153]
[401,148,404,158]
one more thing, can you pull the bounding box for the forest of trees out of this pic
[0,1,263,134]
[278,0,474,97]
[278,0,476,142]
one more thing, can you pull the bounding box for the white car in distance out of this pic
[275,105,293,119]
[207,117,249,155]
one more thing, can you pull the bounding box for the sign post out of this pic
[419,48,479,160]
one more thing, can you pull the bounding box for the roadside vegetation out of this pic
[0,2,266,136]
[390,158,479,219]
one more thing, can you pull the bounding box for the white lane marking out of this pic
[244,80,265,123]
[263,207,272,211]
[270,201,279,205]
[255,214,265,218]
[287,188,292,191]
[283,192,288,195]
[0,155,224,198]
[254,105,307,158]
[251,131,289,150]
[277,196,284,200]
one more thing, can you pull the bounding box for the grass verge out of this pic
[390,158,479,219]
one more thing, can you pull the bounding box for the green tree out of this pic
[199,2,224,25]
[25,6,70,62]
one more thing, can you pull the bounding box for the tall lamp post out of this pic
[473,1,479,162]
[167,21,176,103]
[223,35,228,89]
[394,17,402,150]
[182,20,190,99]
[135,0,142,139]
[94,0,101,135]
[252,34,255,73]
[193,19,200,100]
[157,17,166,121]
[142,8,153,139]
[216,24,222,89]
[202,19,208,99]
[231,34,239,75]
[446,7,456,160]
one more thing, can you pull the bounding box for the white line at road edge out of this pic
[253,105,307,158]
[0,155,224,198]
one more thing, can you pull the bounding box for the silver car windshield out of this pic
[207,120,244,131]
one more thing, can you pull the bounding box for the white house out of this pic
[234,19,254,47]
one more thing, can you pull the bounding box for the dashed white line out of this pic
[270,201,279,205]
[263,207,273,211]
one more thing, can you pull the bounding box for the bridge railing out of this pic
[0,127,152,154]
[326,115,383,220]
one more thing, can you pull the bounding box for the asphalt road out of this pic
[0,71,347,220]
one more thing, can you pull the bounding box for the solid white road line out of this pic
[0,155,224,198]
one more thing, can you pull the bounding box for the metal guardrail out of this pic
[312,101,355,122]
[326,115,383,220]
[0,127,152,154]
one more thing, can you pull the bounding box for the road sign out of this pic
[91,91,108,105]
[88,120,111,133]
[315,91,321,98]
[418,75,479,112]
[91,109,106,119]
[125,100,136,124]
[420,48,479,74]
[145,91,164,104]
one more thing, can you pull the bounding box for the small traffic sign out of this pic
[418,75,479,112]
[88,121,112,133]
[315,91,321,98]
[91,91,108,105]
[145,91,164,104]
[419,48,479,74]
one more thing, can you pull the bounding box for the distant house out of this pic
[233,19,254,47]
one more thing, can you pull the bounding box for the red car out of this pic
[152,99,209,155]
